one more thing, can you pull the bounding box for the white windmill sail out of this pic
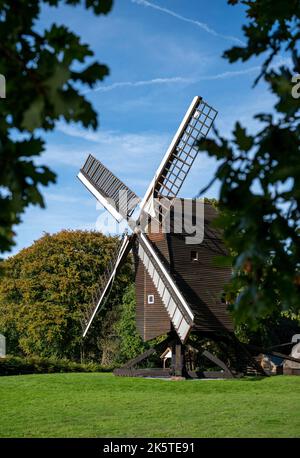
[137,233,194,343]
[82,233,133,337]
[78,154,140,222]
[140,96,217,220]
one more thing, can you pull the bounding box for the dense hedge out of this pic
[0,356,114,376]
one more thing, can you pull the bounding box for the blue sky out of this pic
[9,0,282,256]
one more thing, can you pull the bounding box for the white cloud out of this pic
[131,0,245,46]
[86,67,261,95]
[41,143,90,169]
[197,54,292,83]
[43,126,171,196]
[53,122,220,192]
[44,192,94,206]
[84,76,192,94]
[198,66,261,81]
[55,124,170,161]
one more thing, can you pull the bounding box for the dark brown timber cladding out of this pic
[167,201,233,332]
[147,226,170,265]
[134,235,171,341]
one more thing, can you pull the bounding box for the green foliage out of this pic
[0,355,113,376]
[0,0,113,254]
[197,0,300,326]
[114,284,147,363]
[235,313,300,347]
[0,230,133,361]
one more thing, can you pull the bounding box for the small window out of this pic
[191,250,198,261]
[147,294,154,304]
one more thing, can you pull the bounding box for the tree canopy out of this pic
[0,229,133,361]
[0,0,113,254]
[197,0,300,326]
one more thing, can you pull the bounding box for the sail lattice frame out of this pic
[80,154,140,220]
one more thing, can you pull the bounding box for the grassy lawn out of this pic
[0,373,299,438]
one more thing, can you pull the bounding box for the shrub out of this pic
[0,355,114,376]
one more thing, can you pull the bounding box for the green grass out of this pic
[0,373,299,437]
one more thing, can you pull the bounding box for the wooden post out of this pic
[175,343,182,376]
[171,338,186,378]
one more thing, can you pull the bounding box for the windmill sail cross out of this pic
[77,96,217,341]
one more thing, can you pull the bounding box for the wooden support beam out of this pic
[247,344,300,364]
[175,343,183,376]
[170,338,186,377]
[202,349,234,378]
[121,348,156,369]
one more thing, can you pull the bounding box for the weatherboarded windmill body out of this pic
[77,96,264,378]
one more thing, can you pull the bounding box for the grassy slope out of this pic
[0,373,299,438]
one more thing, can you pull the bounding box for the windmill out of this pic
[77,96,265,378]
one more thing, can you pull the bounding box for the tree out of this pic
[197,0,300,327]
[0,0,113,254]
[113,284,147,364]
[0,230,133,361]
